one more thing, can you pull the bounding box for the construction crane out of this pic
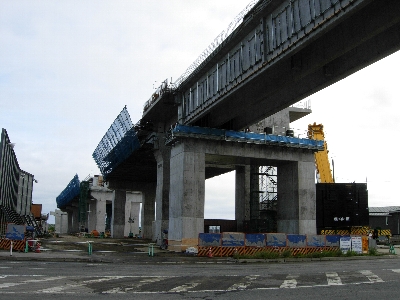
[307,123,334,183]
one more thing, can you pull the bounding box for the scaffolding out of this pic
[249,166,278,233]
[79,181,89,226]
[56,174,80,209]
[92,107,140,179]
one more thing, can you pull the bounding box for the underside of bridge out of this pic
[89,0,399,249]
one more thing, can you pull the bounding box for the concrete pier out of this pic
[154,145,171,244]
[111,189,126,238]
[169,140,205,251]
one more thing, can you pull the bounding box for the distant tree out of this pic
[48,224,55,233]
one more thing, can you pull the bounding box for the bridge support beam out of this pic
[168,140,205,252]
[277,161,316,234]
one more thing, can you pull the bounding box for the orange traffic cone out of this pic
[207,247,213,258]
[35,242,41,253]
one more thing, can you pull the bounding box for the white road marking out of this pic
[227,275,259,291]
[169,282,201,292]
[359,270,384,283]
[326,272,343,285]
[0,276,63,289]
[39,276,126,293]
[280,275,298,288]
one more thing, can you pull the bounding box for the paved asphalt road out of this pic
[1,256,400,299]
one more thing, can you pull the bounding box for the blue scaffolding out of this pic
[92,107,140,178]
[56,174,80,208]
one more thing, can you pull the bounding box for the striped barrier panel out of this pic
[0,239,26,251]
[197,246,340,257]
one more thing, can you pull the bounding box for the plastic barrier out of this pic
[222,232,245,247]
[307,235,326,247]
[266,233,287,247]
[245,233,266,247]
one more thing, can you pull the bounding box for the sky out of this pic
[1,1,399,224]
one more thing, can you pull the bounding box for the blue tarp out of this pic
[56,174,80,208]
[92,107,140,178]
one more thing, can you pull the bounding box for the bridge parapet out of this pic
[178,0,364,127]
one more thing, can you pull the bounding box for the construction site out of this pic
[1,0,400,257]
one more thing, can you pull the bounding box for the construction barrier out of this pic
[320,226,391,237]
[0,238,26,251]
[197,246,340,257]
[196,232,366,257]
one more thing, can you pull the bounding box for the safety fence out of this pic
[197,232,358,257]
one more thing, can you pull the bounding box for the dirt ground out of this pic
[39,234,157,254]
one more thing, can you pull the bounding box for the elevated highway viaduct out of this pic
[98,0,400,250]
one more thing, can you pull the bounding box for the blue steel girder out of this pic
[143,0,400,131]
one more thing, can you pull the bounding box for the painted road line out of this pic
[326,272,343,285]
[280,275,298,288]
[359,270,384,283]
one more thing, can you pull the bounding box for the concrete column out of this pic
[235,165,250,232]
[111,189,126,238]
[169,140,205,251]
[124,202,140,236]
[51,209,68,234]
[95,198,106,233]
[141,184,155,240]
[67,206,79,233]
[90,188,113,234]
[154,147,170,245]
[87,200,96,232]
[277,160,316,234]
[124,192,141,237]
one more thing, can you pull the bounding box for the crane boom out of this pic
[307,123,334,183]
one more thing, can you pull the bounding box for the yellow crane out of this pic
[307,123,334,183]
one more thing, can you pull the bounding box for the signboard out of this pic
[340,236,351,254]
[362,236,369,254]
[5,224,25,240]
[351,236,363,254]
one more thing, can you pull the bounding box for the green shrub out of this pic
[281,249,292,258]
[368,248,379,256]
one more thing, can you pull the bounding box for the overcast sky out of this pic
[1,1,399,224]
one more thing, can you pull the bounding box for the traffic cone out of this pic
[207,247,213,258]
[35,242,41,253]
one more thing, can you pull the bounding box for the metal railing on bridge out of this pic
[166,124,324,150]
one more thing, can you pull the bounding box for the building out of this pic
[0,128,37,236]
[369,206,400,235]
